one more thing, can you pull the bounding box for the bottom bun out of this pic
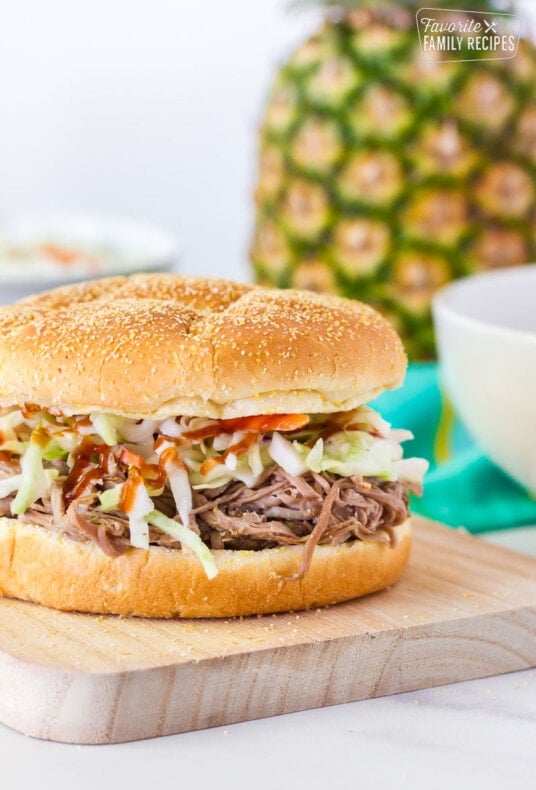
[0,517,411,618]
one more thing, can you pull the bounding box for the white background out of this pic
[0,0,535,283]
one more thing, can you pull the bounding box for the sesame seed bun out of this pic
[0,274,411,618]
[0,518,411,617]
[0,274,406,418]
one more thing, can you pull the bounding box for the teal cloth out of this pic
[373,363,536,533]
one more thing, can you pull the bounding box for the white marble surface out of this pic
[0,528,534,790]
[0,668,534,790]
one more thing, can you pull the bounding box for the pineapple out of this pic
[250,1,536,358]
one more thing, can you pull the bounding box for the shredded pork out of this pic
[0,405,424,579]
[3,462,409,578]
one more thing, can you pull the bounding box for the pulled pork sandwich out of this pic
[0,274,427,617]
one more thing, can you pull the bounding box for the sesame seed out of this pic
[0,273,405,417]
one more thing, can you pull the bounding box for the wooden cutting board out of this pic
[0,516,535,744]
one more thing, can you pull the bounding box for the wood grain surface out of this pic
[0,517,535,744]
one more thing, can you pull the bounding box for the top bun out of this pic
[0,274,406,418]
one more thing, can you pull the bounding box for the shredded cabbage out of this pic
[224,453,237,471]
[268,432,307,476]
[0,474,23,499]
[302,437,324,473]
[164,461,192,531]
[42,437,75,461]
[12,433,51,515]
[348,406,391,437]
[120,419,158,443]
[126,482,153,550]
[0,441,28,455]
[147,509,218,579]
[90,414,122,446]
[99,485,123,511]
[0,410,24,432]
[99,482,163,551]
[213,433,234,451]
[247,440,264,478]
[0,404,428,557]
[389,429,414,444]
[394,457,430,485]
[295,430,403,479]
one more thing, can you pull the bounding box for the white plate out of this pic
[0,212,180,304]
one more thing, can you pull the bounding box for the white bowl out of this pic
[0,212,179,305]
[433,266,536,493]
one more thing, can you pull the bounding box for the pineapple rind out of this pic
[251,14,536,358]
